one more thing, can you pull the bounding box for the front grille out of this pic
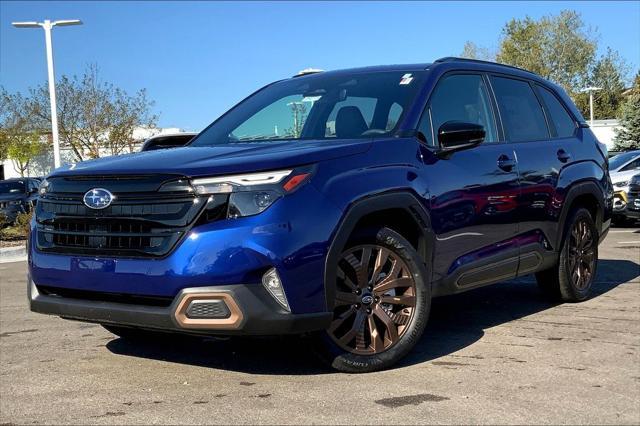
[34,175,226,258]
[37,285,173,307]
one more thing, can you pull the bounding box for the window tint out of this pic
[325,96,377,137]
[491,76,549,142]
[192,71,426,145]
[537,85,576,138]
[386,102,403,131]
[419,74,497,147]
[621,159,640,172]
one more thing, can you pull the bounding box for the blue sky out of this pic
[1,1,639,131]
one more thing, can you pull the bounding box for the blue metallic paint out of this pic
[29,60,612,322]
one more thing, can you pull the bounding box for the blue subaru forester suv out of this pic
[29,58,612,372]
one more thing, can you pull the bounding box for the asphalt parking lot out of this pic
[1,228,639,425]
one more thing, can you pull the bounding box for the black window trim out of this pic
[416,70,503,149]
[488,72,552,144]
[533,83,579,140]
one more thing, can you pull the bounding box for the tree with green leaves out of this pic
[26,64,158,161]
[6,131,45,177]
[497,10,596,93]
[574,48,629,120]
[0,88,46,176]
[460,41,494,61]
[614,73,640,151]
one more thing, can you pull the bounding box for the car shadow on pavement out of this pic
[106,259,639,375]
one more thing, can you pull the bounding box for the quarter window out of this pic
[491,76,549,142]
[537,85,576,138]
[419,74,497,147]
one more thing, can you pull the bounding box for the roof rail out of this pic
[293,68,324,78]
[434,57,534,75]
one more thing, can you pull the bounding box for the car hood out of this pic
[51,139,372,178]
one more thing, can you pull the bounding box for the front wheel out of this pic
[316,227,430,373]
[536,208,598,302]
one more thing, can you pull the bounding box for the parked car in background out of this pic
[141,133,197,151]
[608,150,640,224]
[624,173,640,223]
[0,178,40,224]
[29,58,611,372]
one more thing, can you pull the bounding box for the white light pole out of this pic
[12,19,82,169]
[580,86,603,126]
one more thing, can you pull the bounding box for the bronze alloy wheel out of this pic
[329,244,417,355]
[568,218,596,290]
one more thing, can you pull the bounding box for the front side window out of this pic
[491,76,549,142]
[191,71,426,146]
[537,85,576,138]
[418,74,498,147]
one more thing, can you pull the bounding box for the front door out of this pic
[418,73,520,290]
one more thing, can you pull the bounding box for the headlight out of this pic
[191,170,293,195]
[613,181,629,188]
[38,178,49,195]
[190,168,313,219]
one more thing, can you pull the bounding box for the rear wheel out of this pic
[317,227,430,373]
[536,208,598,302]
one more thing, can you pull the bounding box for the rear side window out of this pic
[491,76,549,142]
[537,85,576,138]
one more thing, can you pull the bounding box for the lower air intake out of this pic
[185,299,231,319]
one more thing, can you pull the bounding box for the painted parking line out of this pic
[609,230,640,233]
[618,241,640,244]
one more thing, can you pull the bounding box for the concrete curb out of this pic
[0,245,27,263]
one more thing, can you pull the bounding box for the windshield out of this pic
[191,71,426,146]
[610,151,639,170]
[0,181,25,194]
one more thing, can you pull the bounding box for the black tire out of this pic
[316,227,430,373]
[536,208,598,302]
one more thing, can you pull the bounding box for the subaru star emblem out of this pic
[361,295,374,305]
[83,188,114,209]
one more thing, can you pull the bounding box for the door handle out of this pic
[557,149,571,163]
[497,154,516,172]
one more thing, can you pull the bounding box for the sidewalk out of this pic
[0,244,27,263]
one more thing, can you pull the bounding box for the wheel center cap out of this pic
[361,294,374,305]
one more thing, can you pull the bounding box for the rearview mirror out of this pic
[437,121,485,154]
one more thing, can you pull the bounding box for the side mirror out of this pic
[437,121,485,154]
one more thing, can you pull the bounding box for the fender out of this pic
[323,191,435,311]
[555,179,607,250]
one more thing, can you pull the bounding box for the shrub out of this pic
[0,211,32,241]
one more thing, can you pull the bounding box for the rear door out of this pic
[489,75,576,274]
[419,73,521,289]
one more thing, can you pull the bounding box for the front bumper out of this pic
[28,277,331,335]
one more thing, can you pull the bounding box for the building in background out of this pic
[1,127,191,179]
[589,119,621,152]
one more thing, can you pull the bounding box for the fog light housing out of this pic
[262,268,290,312]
